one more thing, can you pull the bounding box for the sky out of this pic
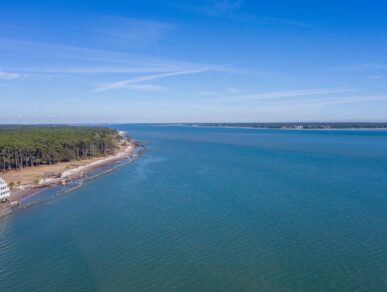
[0,0,387,123]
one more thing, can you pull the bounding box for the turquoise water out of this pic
[0,125,386,291]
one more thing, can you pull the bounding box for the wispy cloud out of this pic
[310,95,387,106]
[3,13,175,50]
[262,16,312,28]
[213,0,244,12]
[198,87,240,96]
[198,91,220,95]
[186,0,244,15]
[266,95,387,109]
[121,84,166,92]
[212,88,355,103]
[0,38,239,80]
[330,63,387,72]
[369,75,383,79]
[226,14,312,28]
[0,70,20,80]
[182,1,311,28]
[91,16,175,47]
[95,68,208,92]
[0,114,57,120]
[23,66,179,75]
[227,87,240,94]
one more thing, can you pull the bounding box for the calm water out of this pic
[0,125,386,291]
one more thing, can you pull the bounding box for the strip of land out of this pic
[186,122,387,129]
[2,139,137,203]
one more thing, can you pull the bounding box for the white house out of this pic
[0,177,10,201]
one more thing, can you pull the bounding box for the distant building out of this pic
[0,177,11,201]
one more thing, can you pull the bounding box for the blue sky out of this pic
[1,0,387,123]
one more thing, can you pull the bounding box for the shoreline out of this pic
[0,139,142,214]
[189,125,387,131]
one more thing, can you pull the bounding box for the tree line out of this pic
[188,122,387,129]
[0,126,120,171]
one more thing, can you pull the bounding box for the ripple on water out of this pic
[0,126,387,291]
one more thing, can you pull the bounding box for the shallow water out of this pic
[0,125,386,291]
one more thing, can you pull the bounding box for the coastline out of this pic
[189,125,387,131]
[0,138,142,215]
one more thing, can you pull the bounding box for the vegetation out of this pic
[188,122,387,129]
[0,126,120,171]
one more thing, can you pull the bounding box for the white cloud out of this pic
[95,68,208,92]
[263,16,312,28]
[212,88,355,103]
[213,0,244,12]
[369,75,383,79]
[261,95,387,111]
[28,66,178,74]
[119,84,166,92]
[188,0,244,15]
[198,91,220,95]
[0,70,19,80]
[0,39,238,78]
[227,87,240,94]
[92,16,175,47]
[330,63,387,72]
[184,1,311,28]
[305,95,387,107]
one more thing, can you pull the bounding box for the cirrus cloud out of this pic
[95,68,208,92]
[0,70,19,80]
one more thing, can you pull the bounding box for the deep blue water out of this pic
[0,125,386,291]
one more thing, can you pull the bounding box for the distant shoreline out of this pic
[187,123,387,131]
[190,125,387,131]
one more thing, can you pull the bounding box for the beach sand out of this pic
[1,140,139,204]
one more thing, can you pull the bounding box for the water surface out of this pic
[0,125,386,291]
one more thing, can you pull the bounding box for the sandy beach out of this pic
[1,139,139,204]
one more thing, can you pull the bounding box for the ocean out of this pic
[0,125,386,291]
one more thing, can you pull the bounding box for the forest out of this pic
[0,126,120,171]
